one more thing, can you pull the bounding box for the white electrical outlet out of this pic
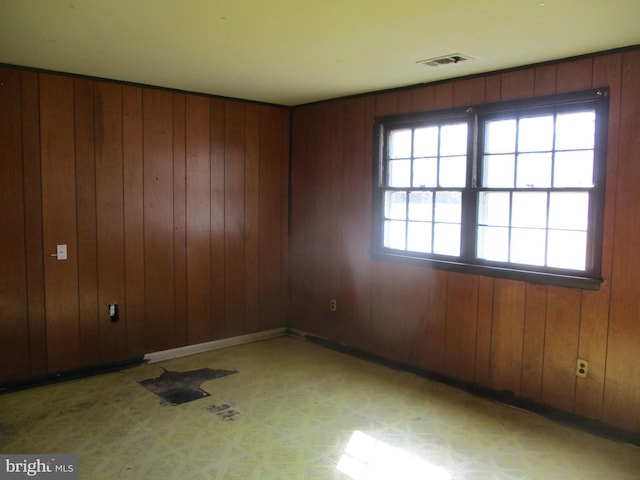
[576,358,589,378]
[330,299,337,312]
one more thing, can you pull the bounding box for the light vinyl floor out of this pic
[1,336,639,479]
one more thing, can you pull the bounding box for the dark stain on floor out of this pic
[207,404,240,421]
[138,367,238,405]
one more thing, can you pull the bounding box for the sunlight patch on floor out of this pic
[337,430,451,480]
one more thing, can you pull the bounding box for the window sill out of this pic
[371,249,602,290]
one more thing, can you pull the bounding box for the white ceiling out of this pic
[1,0,638,106]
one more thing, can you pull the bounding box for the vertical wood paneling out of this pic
[0,67,30,382]
[123,85,146,356]
[556,58,593,93]
[453,77,486,107]
[244,104,260,333]
[484,74,501,102]
[279,108,290,329]
[444,272,478,382]
[173,92,188,347]
[390,265,413,364]
[288,107,308,332]
[604,49,640,431]
[501,70,535,100]
[534,64,557,96]
[521,284,547,402]
[337,97,369,348]
[369,260,395,358]
[411,85,435,112]
[309,102,329,338]
[74,78,100,366]
[224,101,246,337]
[210,98,226,339]
[304,103,332,337]
[403,266,430,367]
[475,277,494,385]
[186,94,212,344]
[542,287,581,413]
[94,82,126,361]
[327,100,345,343]
[315,105,335,339]
[21,71,47,377]
[397,90,412,112]
[434,83,453,109]
[40,74,80,372]
[143,89,175,352]
[259,105,284,330]
[2,66,289,386]
[490,280,526,395]
[424,270,447,372]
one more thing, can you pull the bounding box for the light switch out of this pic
[56,244,67,260]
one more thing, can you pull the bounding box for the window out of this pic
[372,89,609,289]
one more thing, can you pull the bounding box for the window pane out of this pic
[407,221,432,253]
[548,192,589,231]
[477,226,509,262]
[485,119,516,154]
[553,151,594,187]
[408,191,433,221]
[478,192,510,226]
[516,153,552,188]
[511,192,547,228]
[510,228,546,266]
[384,220,406,250]
[483,154,515,187]
[555,111,595,150]
[434,191,461,223]
[547,230,587,270]
[439,155,466,187]
[414,126,438,157]
[518,115,554,152]
[433,223,460,256]
[388,159,411,187]
[440,123,467,156]
[384,191,407,219]
[413,157,437,187]
[389,129,412,159]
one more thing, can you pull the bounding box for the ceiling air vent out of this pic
[417,53,473,67]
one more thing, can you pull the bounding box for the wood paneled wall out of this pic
[0,69,289,382]
[290,49,640,433]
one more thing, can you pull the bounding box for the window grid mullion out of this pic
[431,191,436,254]
[544,191,551,267]
[545,111,558,267]
[507,191,514,263]
[551,112,558,188]
[462,112,477,262]
[432,126,442,251]
[514,116,520,188]
[405,129,415,250]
